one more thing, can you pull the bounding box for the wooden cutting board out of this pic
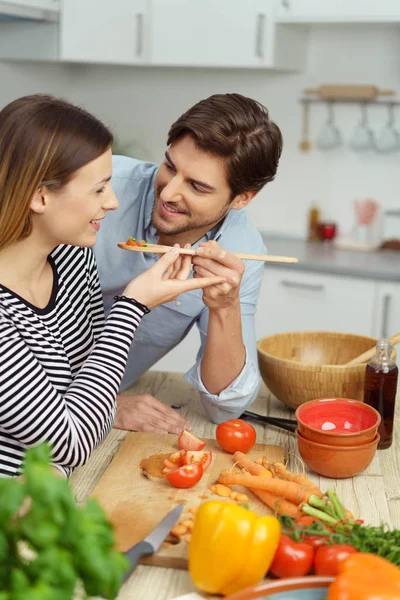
[90,432,285,570]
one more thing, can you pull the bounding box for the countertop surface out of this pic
[70,371,400,600]
[260,235,400,283]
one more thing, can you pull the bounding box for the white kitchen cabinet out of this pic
[60,0,148,64]
[149,0,307,70]
[255,267,376,339]
[0,0,58,20]
[275,0,400,23]
[372,282,400,340]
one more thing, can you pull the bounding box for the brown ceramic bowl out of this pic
[296,429,380,479]
[225,576,334,600]
[296,398,381,446]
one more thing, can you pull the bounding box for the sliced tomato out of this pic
[163,450,186,471]
[183,450,212,471]
[178,430,206,451]
[165,463,203,489]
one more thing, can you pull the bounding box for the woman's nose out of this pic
[103,187,119,211]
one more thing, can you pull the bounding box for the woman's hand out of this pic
[123,244,226,309]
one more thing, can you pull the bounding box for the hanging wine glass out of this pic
[374,103,400,153]
[350,103,375,152]
[316,102,342,150]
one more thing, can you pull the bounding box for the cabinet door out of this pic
[61,0,148,64]
[149,0,273,67]
[255,268,375,339]
[373,283,400,339]
[276,0,400,22]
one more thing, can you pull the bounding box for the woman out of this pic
[0,94,225,478]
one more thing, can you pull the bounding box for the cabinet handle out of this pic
[381,294,392,339]
[136,13,144,56]
[255,14,265,58]
[280,280,325,292]
[281,0,290,8]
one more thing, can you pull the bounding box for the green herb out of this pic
[0,444,128,599]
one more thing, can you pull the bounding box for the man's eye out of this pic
[164,161,175,172]
[191,182,205,193]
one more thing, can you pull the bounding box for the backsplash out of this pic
[0,24,399,238]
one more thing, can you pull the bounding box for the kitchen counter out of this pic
[261,235,400,283]
[70,371,400,600]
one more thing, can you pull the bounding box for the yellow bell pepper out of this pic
[188,500,281,596]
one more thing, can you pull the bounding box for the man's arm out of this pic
[186,241,263,422]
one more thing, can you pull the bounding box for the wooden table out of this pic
[70,371,400,600]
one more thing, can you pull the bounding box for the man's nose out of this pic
[160,176,183,204]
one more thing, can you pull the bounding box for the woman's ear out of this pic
[231,190,257,210]
[30,188,47,214]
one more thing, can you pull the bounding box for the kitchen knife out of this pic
[122,503,184,582]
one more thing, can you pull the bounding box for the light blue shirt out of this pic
[94,156,266,423]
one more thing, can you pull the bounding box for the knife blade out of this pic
[122,503,184,582]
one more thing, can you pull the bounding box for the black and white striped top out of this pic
[0,245,145,478]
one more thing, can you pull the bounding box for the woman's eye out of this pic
[96,186,106,195]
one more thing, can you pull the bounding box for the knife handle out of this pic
[123,541,154,582]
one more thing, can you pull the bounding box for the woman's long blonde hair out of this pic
[0,94,113,250]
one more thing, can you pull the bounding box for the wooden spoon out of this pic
[345,332,400,366]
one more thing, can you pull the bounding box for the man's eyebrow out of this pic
[165,151,216,192]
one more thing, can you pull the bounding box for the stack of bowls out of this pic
[295,398,381,479]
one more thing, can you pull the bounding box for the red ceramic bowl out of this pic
[296,429,380,479]
[295,398,381,446]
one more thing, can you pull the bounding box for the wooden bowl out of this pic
[257,330,396,410]
[296,398,381,446]
[296,429,380,478]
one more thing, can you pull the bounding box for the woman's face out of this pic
[36,148,118,248]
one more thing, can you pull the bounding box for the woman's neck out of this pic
[0,235,55,308]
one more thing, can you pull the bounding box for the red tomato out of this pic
[314,544,358,576]
[183,450,212,471]
[165,463,203,489]
[269,534,314,579]
[215,419,256,454]
[163,450,186,471]
[178,431,206,451]
[302,535,329,550]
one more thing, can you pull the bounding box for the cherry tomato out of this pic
[314,544,358,576]
[165,463,203,489]
[183,450,212,471]
[215,419,256,454]
[178,430,206,451]
[269,534,314,578]
[302,535,329,550]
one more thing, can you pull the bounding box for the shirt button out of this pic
[175,300,182,307]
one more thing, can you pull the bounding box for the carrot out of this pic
[233,452,272,477]
[269,462,322,495]
[251,488,301,518]
[218,471,321,505]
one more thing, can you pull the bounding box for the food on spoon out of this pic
[178,430,206,451]
[215,419,256,454]
[125,236,149,247]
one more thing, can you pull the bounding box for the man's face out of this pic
[152,135,233,240]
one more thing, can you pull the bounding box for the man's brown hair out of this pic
[167,93,282,199]
[0,94,113,250]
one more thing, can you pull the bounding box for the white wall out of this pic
[1,24,399,238]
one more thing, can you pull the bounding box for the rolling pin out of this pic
[345,332,400,366]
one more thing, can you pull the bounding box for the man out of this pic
[95,93,282,433]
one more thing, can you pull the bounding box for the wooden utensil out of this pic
[299,101,311,152]
[90,432,285,570]
[304,84,395,101]
[345,332,400,366]
[118,242,299,264]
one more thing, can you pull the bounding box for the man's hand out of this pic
[114,394,192,435]
[192,240,245,311]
